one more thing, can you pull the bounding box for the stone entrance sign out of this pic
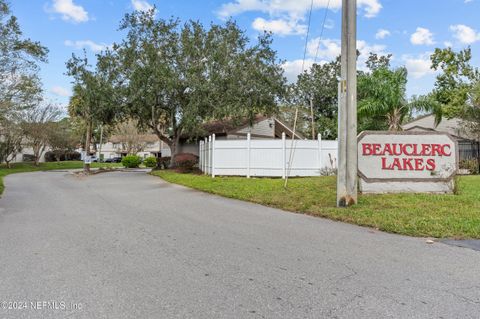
[358,131,458,194]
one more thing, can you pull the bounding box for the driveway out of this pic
[0,170,479,318]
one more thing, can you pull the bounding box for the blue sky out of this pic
[10,0,480,107]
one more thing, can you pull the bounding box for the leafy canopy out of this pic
[289,58,341,140]
[358,53,441,131]
[431,47,480,118]
[0,0,47,121]
[110,9,286,152]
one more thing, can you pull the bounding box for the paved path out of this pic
[0,171,479,319]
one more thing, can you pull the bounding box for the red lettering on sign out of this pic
[362,143,373,155]
[421,144,432,156]
[442,145,451,156]
[402,158,414,170]
[414,158,424,171]
[403,144,413,156]
[426,159,436,171]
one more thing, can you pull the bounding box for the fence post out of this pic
[282,132,286,179]
[204,137,208,173]
[208,136,211,175]
[199,141,203,172]
[247,133,251,178]
[211,134,216,178]
[318,133,322,174]
[202,140,205,172]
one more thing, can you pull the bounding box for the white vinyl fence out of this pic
[199,133,338,178]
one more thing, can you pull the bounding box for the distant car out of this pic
[84,155,98,163]
[105,157,122,163]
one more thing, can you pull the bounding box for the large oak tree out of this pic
[0,0,47,121]
[110,10,286,160]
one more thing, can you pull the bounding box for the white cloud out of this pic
[281,59,315,82]
[64,40,110,53]
[359,0,383,18]
[324,19,334,30]
[307,38,341,60]
[356,40,389,71]
[450,24,480,44]
[410,27,435,45]
[252,17,306,36]
[217,0,382,20]
[51,86,71,97]
[283,37,390,82]
[305,37,388,70]
[375,28,391,40]
[131,0,154,12]
[403,53,435,79]
[49,0,89,23]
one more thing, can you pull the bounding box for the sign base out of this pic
[360,180,455,194]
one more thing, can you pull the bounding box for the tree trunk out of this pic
[34,145,40,166]
[152,127,174,163]
[169,132,182,168]
[84,119,92,174]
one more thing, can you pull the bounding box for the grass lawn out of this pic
[152,170,480,239]
[0,161,122,195]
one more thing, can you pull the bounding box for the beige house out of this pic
[178,116,303,155]
[402,114,479,161]
[94,134,171,160]
[402,114,476,139]
[11,146,52,163]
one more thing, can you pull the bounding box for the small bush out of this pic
[319,167,337,176]
[66,151,81,161]
[157,156,171,169]
[143,156,157,168]
[45,150,81,162]
[121,155,142,168]
[459,159,479,175]
[174,153,198,172]
[22,154,35,162]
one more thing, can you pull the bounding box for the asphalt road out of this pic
[0,170,479,319]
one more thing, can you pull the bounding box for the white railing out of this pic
[199,133,338,178]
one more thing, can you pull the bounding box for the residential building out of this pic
[402,114,479,161]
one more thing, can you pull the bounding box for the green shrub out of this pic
[143,156,157,168]
[121,155,142,168]
[174,153,198,172]
[157,156,171,169]
[460,159,479,175]
[45,150,81,162]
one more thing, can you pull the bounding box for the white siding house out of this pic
[179,116,303,156]
[93,135,171,160]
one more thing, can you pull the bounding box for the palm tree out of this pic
[358,66,442,131]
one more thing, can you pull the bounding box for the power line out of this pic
[314,0,331,64]
[285,0,315,188]
[300,0,315,74]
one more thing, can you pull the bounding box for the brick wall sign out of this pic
[358,131,458,194]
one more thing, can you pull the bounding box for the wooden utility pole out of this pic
[337,0,358,207]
